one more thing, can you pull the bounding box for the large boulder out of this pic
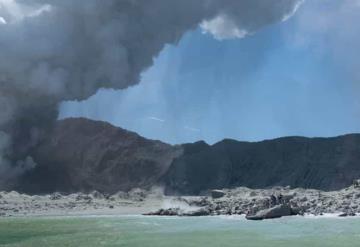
[246,204,294,220]
[182,208,211,216]
[353,179,360,188]
[211,190,226,199]
[143,208,181,216]
[144,207,211,217]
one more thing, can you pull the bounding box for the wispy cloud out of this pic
[0,17,6,24]
[147,116,165,122]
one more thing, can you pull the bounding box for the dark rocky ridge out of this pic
[18,118,182,194]
[16,118,360,194]
[164,136,360,195]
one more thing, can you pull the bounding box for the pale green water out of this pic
[0,216,359,247]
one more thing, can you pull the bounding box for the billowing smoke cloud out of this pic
[0,0,302,188]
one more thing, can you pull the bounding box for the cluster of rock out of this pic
[2,181,360,219]
[144,207,211,217]
[0,188,153,217]
[145,181,360,220]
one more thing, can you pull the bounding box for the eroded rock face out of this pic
[18,118,183,194]
[12,118,360,195]
[163,135,360,195]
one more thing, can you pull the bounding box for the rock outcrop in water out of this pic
[245,204,294,220]
[13,118,360,195]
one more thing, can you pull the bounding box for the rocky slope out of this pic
[18,118,182,194]
[15,118,360,195]
[163,135,360,194]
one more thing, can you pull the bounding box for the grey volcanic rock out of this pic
[143,206,211,216]
[3,184,360,217]
[246,204,293,220]
[163,135,360,195]
[18,118,182,194]
[182,208,211,216]
[211,190,226,199]
[144,208,181,216]
[143,184,360,218]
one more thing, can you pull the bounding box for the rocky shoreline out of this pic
[2,182,360,219]
[145,181,360,220]
[0,188,163,217]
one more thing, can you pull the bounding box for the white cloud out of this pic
[200,15,248,40]
[282,0,305,22]
[27,4,52,18]
[0,0,51,23]
[201,0,304,40]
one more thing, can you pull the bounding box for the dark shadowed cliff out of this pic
[163,136,360,194]
[17,118,360,194]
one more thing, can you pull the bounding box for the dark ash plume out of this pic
[0,0,303,188]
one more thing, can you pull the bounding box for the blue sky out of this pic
[60,0,360,144]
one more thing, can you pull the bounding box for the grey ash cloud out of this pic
[0,0,302,188]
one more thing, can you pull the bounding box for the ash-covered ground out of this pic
[2,182,360,219]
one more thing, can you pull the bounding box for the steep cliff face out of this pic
[18,118,182,194]
[163,135,360,195]
[16,118,360,194]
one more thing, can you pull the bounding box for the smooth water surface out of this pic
[0,215,359,247]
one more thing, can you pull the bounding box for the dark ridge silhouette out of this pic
[16,118,360,195]
[163,135,360,194]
